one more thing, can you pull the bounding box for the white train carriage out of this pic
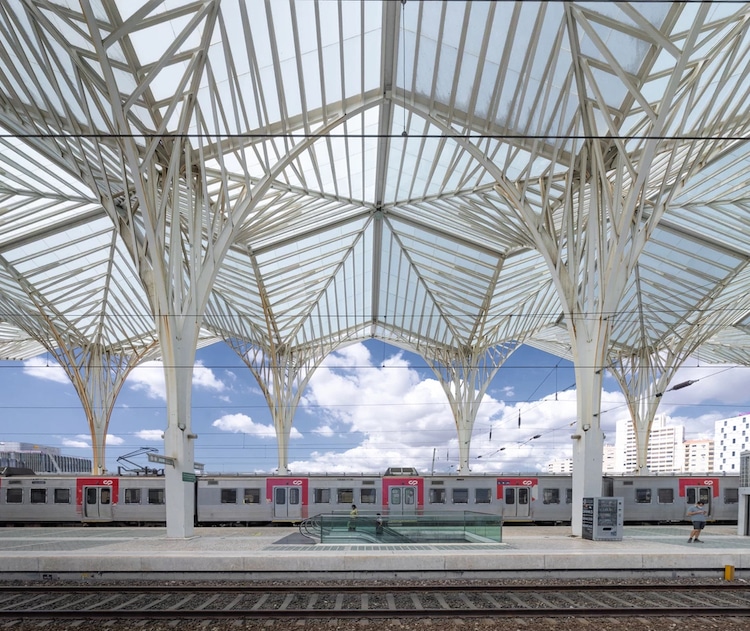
[0,474,167,525]
[608,474,739,523]
[195,472,384,524]
[0,469,741,526]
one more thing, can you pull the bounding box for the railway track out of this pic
[0,583,749,621]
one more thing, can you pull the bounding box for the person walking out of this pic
[348,504,358,531]
[375,512,384,537]
[687,500,708,543]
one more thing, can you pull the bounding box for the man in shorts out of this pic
[687,500,707,543]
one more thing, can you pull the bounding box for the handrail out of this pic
[299,514,322,541]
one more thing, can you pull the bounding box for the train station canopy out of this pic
[1,0,750,373]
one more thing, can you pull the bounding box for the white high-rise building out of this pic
[614,414,685,473]
[602,444,617,472]
[546,458,573,473]
[683,439,714,472]
[715,413,750,473]
[546,444,615,473]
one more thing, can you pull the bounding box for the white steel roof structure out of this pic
[1,1,750,536]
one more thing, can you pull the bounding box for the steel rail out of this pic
[1,584,749,621]
[0,607,750,620]
[1,583,748,593]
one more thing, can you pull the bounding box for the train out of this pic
[0,466,740,526]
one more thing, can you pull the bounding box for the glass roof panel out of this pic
[1,0,750,399]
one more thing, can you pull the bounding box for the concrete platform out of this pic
[1,524,748,581]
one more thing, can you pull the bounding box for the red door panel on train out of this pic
[76,477,119,521]
[382,477,423,515]
[497,477,537,519]
[266,477,308,520]
[679,477,720,517]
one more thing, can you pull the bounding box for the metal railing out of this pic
[299,511,502,544]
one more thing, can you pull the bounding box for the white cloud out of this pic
[23,357,69,384]
[212,413,303,439]
[193,362,227,393]
[62,438,90,449]
[293,344,527,474]
[61,434,124,448]
[128,360,227,400]
[135,429,165,441]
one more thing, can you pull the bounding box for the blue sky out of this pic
[3,340,750,475]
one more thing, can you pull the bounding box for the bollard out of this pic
[724,565,735,581]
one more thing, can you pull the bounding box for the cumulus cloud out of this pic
[128,360,227,400]
[62,434,124,448]
[291,343,534,474]
[23,357,69,384]
[135,429,165,441]
[212,413,303,439]
[61,438,90,449]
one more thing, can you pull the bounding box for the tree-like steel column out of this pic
[608,264,750,474]
[225,337,328,474]
[0,257,159,475]
[49,343,158,475]
[424,343,519,473]
[486,4,712,535]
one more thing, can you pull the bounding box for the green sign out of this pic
[182,472,197,483]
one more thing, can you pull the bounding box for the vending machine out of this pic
[582,497,623,541]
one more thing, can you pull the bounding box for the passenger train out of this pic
[0,467,740,526]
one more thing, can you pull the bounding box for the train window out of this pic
[337,488,354,504]
[54,488,71,504]
[635,488,652,503]
[504,488,514,504]
[6,488,22,503]
[100,489,111,505]
[86,488,98,505]
[274,487,285,505]
[429,488,446,504]
[313,488,330,503]
[360,488,377,504]
[288,488,300,505]
[452,488,469,504]
[657,488,674,504]
[725,488,739,504]
[221,489,237,504]
[125,488,141,504]
[390,487,402,505]
[542,488,560,505]
[30,488,47,504]
[244,488,261,504]
[475,488,491,504]
[566,488,572,504]
[148,488,165,505]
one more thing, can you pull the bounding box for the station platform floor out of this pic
[1,524,748,581]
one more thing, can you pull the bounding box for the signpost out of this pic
[147,453,176,467]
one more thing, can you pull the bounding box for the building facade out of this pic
[715,414,750,473]
[614,415,685,473]
[0,441,91,473]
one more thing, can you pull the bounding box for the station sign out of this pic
[147,453,176,467]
